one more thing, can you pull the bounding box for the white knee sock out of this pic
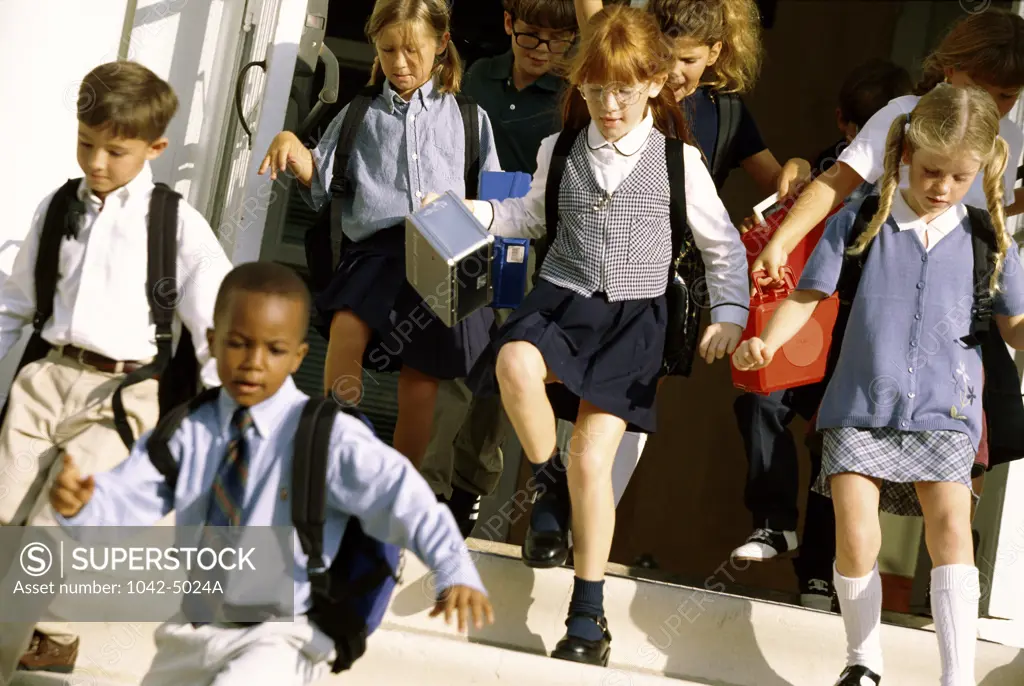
[834,563,883,675]
[930,564,979,686]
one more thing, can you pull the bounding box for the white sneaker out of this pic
[730,527,798,562]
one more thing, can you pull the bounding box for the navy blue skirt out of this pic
[467,280,666,433]
[314,228,495,380]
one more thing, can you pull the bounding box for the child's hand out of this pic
[430,585,494,632]
[421,192,443,207]
[699,322,743,363]
[258,132,314,186]
[50,454,94,518]
[739,214,760,234]
[777,158,812,198]
[733,337,774,371]
[751,240,789,289]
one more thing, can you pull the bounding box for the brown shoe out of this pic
[17,630,79,674]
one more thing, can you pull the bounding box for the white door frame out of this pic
[210,0,309,264]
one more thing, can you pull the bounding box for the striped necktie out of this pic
[207,407,253,527]
[184,407,253,626]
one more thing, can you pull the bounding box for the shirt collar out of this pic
[382,77,440,113]
[77,162,153,205]
[487,50,564,93]
[586,111,655,156]
[216,376,305,440]
[890,189,967,238]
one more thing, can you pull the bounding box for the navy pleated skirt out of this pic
[467,279,666,433]
[314,227,495,380]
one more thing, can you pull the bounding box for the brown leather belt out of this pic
[55,344,150,375]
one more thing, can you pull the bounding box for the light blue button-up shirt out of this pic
[56,377,485,614]
[299,77,502,242]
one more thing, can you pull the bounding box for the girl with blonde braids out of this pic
[734,84,1024,686]
[755,7,1024,283]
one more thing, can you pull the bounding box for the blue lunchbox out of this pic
[481,171,532,310]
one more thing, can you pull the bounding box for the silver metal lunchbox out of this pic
[405,191,495,327]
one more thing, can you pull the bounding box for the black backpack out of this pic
[304,85,481,303]
[0,179,199,451]
[544,127,722,378]
[146,390,403,673]
[710,91,744,190]
[833,195,1024,470]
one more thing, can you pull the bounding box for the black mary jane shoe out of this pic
[522,525,570,568]
[521,491,570,568]
[834,664,881,685]
[551,614,612,667]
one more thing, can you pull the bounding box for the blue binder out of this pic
[481,171,532,310]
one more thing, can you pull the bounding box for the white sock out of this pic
[930,564,979,686]
[834,563,883,675]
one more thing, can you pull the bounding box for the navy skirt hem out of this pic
[314,228,495,381]
[467,280,665,433]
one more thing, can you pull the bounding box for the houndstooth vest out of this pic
[538,128,673,302]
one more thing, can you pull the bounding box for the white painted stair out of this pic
[11,539,1024,685]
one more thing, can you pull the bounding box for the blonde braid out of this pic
[847,114,907,256]
[983,136,1011,294]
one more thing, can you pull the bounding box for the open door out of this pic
[207,0,325,265]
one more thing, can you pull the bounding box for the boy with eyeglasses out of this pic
[418,0,577,537]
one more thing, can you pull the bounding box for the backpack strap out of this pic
[454,94,480,200]
[292,396,389,673]
[110,182,181,451]
[835,194,881,305]
[0,179,86,433]
[292,396,340,594]
[304,88,377,295]
[712,92,743,189]
[145,386,221,492]
[544,127,584,252]
[664,138,688,270]
[961,206,997,348]
[33,179,83,335]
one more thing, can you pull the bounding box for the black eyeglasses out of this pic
[510,16,575,54]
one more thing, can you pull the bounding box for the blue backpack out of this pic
[146,389,402,673]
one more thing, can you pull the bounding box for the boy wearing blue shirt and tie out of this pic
[49,262,493,685]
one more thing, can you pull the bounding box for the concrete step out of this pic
[12,627,714,686]
[10,538,1024,685]
[377,539,1024,686]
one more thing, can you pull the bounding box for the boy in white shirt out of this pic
[0,60,231,681]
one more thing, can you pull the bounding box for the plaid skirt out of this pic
[813,427,976,517]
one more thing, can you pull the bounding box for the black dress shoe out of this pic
[551,614,612,667]
[522,525,569,568]
[834,664,881,685]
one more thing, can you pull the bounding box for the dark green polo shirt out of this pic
[462,51,566,174]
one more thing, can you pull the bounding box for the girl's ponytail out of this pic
[435,39,463,94]
[983,136,1011,294]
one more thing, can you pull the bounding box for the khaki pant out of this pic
[0,349,159,685]
[421,289,519,499]
[420,376,509,499]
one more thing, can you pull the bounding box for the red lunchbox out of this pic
[732,267,841,395]
[741,200,842,280]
